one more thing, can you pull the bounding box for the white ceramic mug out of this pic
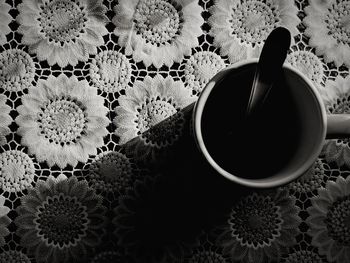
[193,58,350,188]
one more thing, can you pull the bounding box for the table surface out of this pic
[0,0,350,262]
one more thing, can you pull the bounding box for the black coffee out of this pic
[201,63,301,179]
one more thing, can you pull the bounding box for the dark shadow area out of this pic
[109,102,254,262]
[9,102,265,263]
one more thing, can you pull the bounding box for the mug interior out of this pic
[193,59,327,188]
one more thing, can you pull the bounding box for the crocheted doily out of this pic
[307,176,350,263]
[0,250,32,263]
[15,175,106,262]
[1,0,350,262]
[216,189,300,263]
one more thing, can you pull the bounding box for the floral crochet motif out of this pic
[282,250,324,263]
[17,0,108,67]
[114,75,195,161]
[307,176,350,263]
[321,75,350,167]
[305,0,350,67]
[185,235,230,263]
[216,190,300,263]
[0,250,31,263]
[187,250,228,263]
[0,95,11,146]
[113,0,204,68]
[0,150,36,193]
[16,74,109,168]
[286,50,325,89]
[15,175,106,263]
[208,0,300,63]
[36,195,89,248]
[0,0,11,45]
[87,151,137,195]
[0,49,35,92]
[184,51,226,95]
[0,195,10,246]
[288,159,326,194]
[90,50,133,93]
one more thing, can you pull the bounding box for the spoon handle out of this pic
[246,27,291,118]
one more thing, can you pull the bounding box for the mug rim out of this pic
[193,58,327,188]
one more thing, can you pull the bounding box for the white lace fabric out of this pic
[0,0,11,45]
[113,0,204,68]
[1,0,350,262]
[17,0,108,67]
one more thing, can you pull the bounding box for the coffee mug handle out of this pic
[326,114,350,139]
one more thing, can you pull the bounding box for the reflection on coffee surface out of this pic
[201,64,302,179]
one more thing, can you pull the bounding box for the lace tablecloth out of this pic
[1,0,350,262]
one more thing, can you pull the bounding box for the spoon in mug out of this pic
[245,27,291,119]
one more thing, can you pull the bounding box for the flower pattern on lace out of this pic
[16,74,109,168]
[0,250,31,263]
[87,151,137,195]
[307,176,350,263]
[90,50,133,93]
[184,51,226,95]
[304,0,350,67]
[0,95,11,146]
[114,75,195,161]
[288,159,326,194]
[17,0,108,67]
[0,195,10,246]
[286,50,325,88]
[217,190,300,263]
[113,0,204,68]
[0,49,35,92]
[0,0,11,45]
[2,0,350,261]
[208,0,300,63]
[321,75,350,167]
[0,150,35,193]
[185,235,230,263]
[187,249,229,263]
[15,175,106,263]
[282,250,324,263]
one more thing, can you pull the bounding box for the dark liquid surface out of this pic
[201,64,301,179]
